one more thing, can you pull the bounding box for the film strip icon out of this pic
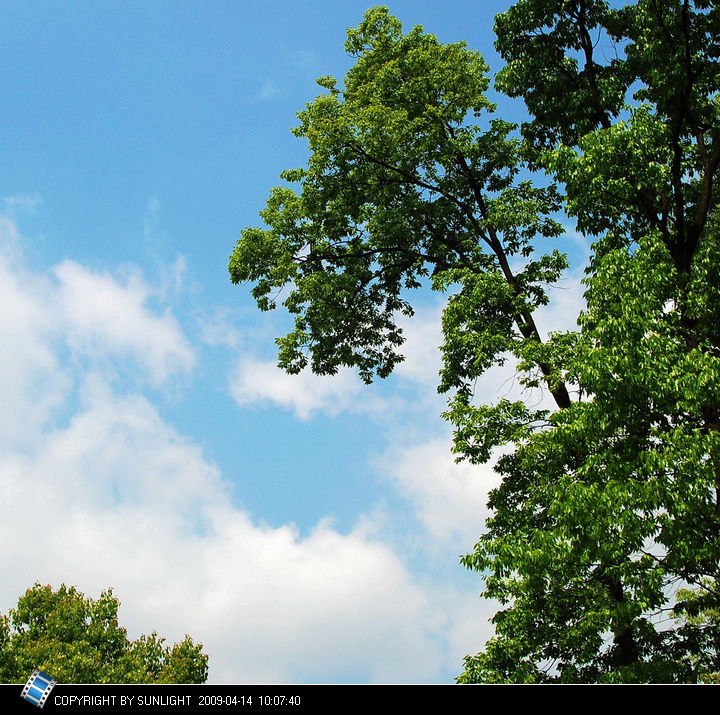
[21,669,57,708]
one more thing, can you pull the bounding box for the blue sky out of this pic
[0,1,589,683]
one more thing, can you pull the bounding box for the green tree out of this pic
[673,579,720,682]
[0,584,208,684]
[457,0,720,683]
[229,3,720,682]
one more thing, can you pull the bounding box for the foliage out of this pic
[230,2,720,682]
[456,0,720,683]
[673,579,720,682]
[0,584,208,684]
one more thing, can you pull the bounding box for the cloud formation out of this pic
[54,260,195,386]
[377,437,500,549]
[227,301,446,421]
[229,356,382,420]
[1,385,443,683]
[0,213,484,683]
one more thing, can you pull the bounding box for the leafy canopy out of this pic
[231,2,720,683]
[229,7,569,406]
[0,584,208,684]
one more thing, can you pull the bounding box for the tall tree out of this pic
[230,2,720,682]
[0,584,208,684]
[457,0,720,683]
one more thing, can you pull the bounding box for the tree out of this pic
[456,0,720,683]
[229,2,720,682]
[0,584,208,683]
[672,579,720,682]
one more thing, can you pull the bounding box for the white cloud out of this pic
[229,356,386,420]
[442,586,499,677]
[54,259,195,386]
[189,512,443,683]
[0,215,474,684]
[393,302,444,389]
[0,239,68,449]
[226,300,447,421]
[377,436,500,549]
[197,306,244,350]
[0,374,447,683]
